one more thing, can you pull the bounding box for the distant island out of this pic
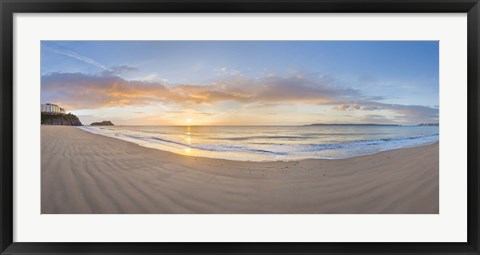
[306,123,401,126]
[417,123,439,126]
[91,121,114,126]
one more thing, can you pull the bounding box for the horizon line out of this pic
[81,123,438,127]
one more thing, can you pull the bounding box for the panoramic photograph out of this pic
[41,41,439,214]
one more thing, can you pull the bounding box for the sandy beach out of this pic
[41,126,439,214]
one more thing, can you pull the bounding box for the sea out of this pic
[79,125,439,161]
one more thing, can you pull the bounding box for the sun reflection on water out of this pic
[183,126,192,156]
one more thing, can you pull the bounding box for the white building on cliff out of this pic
[41,103,65,114]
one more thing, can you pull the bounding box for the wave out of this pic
[82,129,289,156]
[79,126,438,160]
[149,137,289,155]
[301,134,438,153]
[217,135,305,141]
[217,133,403,141]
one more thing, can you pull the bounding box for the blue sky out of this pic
[41,41,439,125]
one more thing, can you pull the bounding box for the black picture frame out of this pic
[1,0,479,254]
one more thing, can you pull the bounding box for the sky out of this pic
[41,41,439,126]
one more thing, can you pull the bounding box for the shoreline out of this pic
[77,125,439,162]
[42,126,439,214]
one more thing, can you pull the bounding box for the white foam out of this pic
[78,126,439,161]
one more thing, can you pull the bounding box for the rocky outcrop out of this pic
[91,121,114,126]
[41,113,83,126]
[418,123,439,126]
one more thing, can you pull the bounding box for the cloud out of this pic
[101,65,140,77]
[214,67,227,73]
[109,65,139,74]
[334,101,438,123]
[42,73,170,109]
[41,71,438,124]
[42,72,358,108]
[52,48,110,71]
[131,73,168,83]
[214,66,241,76]
[384,104,439,123]
[360,114,394,124]
[335,104,361,111]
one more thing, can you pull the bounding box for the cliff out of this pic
[41,113,83,126]
[91,121,114,126]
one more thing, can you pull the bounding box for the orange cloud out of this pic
[335,104,361,111]
[41,72,438,124]
[41,72,357,110]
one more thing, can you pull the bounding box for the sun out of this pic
[186,118,192,124]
